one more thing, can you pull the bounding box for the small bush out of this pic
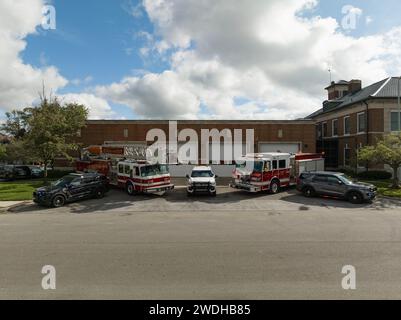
[357,170,392,180]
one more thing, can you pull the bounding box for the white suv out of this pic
[186,166,217,197]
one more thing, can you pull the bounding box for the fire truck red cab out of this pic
[116,160,174,195]
[230,152,324,193]
[75,145,174,196]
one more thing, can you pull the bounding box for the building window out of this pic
[391,111,401,132]
[316,124,322,139]
[357,112,366,133]
[332,119,338,137]
[344,146,351,167]
[344,116,350,135]
[277,129,283,138]
[123,128,128,138]
[322,122,328,137]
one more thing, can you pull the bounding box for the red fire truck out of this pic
[230,152,324,193]
[75,145,174,195]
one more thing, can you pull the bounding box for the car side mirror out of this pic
[186,174,190,179]
[215,175,218,178]
[338,180,343,185]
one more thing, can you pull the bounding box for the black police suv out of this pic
[33,172,109,207]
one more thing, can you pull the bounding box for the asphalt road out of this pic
[1,187,401,299]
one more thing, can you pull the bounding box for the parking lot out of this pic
[1,186,401,299]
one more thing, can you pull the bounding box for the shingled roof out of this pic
[307,77,401,119]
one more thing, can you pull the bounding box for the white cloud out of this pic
[0,0,67,112]
[2,0,401,121]
[95,0,401,119]
[60,93,116,120]
[96,71,200,119]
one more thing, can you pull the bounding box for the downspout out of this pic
[363,100,370,172]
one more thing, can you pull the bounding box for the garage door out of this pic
[208,142,251,163]
[259,143,300,154]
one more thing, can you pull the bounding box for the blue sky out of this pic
[2,0,401,120]
[24,0,393,89]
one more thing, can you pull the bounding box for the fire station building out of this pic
[56,119,316,168]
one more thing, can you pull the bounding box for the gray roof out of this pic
[307,77,401,119]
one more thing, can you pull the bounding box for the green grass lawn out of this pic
[0,180,50,201]
[361,179,401,198]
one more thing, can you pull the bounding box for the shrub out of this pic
[357,170,392,180]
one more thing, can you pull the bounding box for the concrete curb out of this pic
[1,201,32,213]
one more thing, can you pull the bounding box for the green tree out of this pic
[0,144,5,159]
[1,140,37,164]
[25,97,88,181]
[0,109,32,139]
[358,133,401,188]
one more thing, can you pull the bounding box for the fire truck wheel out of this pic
[303,186,316,198]
[126,183,135,196]
[270,180,280,194]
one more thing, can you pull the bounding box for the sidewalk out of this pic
[0,201,29,210]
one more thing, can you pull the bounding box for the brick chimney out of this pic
[325,80,349,100]
[348,79,362,94]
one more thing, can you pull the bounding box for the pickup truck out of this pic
[186,166,217,197]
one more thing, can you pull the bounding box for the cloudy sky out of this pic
[1,0,401,120]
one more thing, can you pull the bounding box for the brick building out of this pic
[307,77,401,173]
[55,119,316,167]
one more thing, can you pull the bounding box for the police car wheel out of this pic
[303,186,315,197]
[52,195,65,208]
[95,188,105,199]
[348,191,363,204]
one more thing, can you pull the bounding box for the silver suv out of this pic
[297,171,377,204]
[186,166,217,197]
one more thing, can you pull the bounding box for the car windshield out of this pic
[191,170,214,178]
[338,174,353,185]
[235,161,263,173]
[52,175,76,187]
[140,164,169,177]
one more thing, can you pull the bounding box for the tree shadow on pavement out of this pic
[279,193,401,211]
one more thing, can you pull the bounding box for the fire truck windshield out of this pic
[235,160,264,173]
[140,164,169,177]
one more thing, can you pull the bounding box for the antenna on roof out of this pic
[328,68,332,84]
